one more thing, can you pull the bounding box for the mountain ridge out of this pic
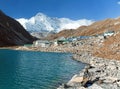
[16,13,94,33]
[0,10,35,46]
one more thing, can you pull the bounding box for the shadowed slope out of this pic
[0,10,35,46]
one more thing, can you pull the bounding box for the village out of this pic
[28,30,115,48]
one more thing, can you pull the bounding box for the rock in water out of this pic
[0,10,35,46]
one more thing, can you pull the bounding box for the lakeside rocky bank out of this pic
[58,52,120,89]
[1,37,120,89]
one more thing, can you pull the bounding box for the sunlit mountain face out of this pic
[17,13,93,33]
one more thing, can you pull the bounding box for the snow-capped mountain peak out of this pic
[36,12,47,17]
[34,13,48,22]
[16,12,94,33]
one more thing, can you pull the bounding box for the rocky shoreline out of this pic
[58,51,120,89]
[7,46,120,89]
[1,37,120,89]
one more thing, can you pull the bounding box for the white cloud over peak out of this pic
[16,13,94,33]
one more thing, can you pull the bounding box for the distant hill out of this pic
[0,10,35,47]
[46,18,120,40]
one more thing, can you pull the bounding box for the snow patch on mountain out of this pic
[17,18,28,29]
[16,13,94,33]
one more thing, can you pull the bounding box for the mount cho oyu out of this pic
[17,13,93,38]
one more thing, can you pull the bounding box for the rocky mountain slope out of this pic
[0,10,35,47]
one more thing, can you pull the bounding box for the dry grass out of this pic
[94,33,120,60]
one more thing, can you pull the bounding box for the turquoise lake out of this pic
[0,49,85,89]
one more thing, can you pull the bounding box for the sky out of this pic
[0,0,120,21]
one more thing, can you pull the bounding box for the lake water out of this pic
[0,49,85,89]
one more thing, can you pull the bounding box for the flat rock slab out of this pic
[68,76,83,86]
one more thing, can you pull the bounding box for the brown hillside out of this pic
[94,32,120,60]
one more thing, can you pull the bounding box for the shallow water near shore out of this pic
[0,49,85,89]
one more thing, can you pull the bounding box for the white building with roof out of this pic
[33,40,51,47]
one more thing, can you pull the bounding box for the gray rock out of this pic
[100,83,119,89]
[88,84,103,89]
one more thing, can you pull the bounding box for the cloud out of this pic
[117,1,120,5]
